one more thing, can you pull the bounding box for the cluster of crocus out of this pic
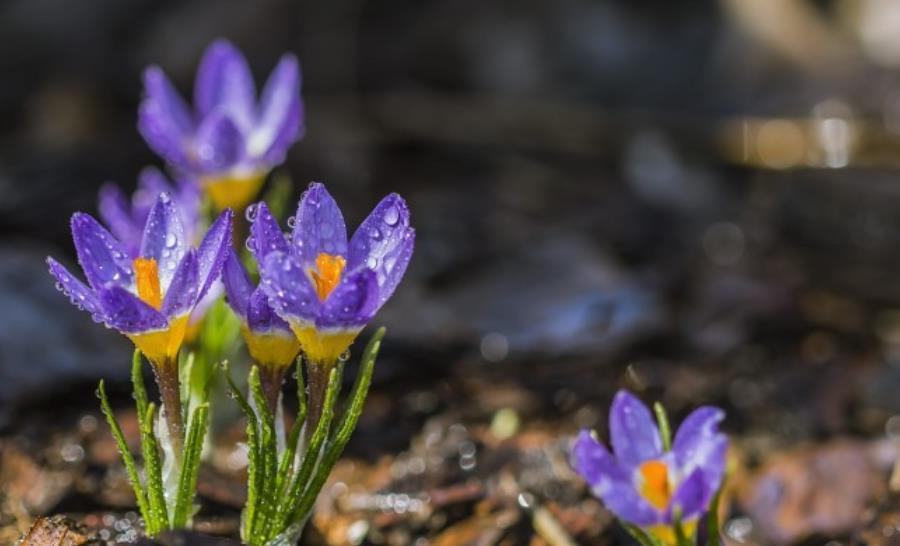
[139,39,303,211]
[47,38,417,544]
[219,184,414,545]
[571,391,728,546]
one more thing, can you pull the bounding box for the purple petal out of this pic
[571,431,659,525]
[194,39,256,131]
[348,193,414,307]
[139,193,187,289]
[70,212,134,290]
[672,406,728,496]
[161,250,199,317]
[259,251,319,324]
[138,66,193,169]
[194,110,245,173]
[47,257,102,318]
[222,249,253,318]
[291,182,348,265]
[98,285,168,333]
[196,208,234,301]
[249,201,289,262]
[98,184,141,256]
[316,267,379,329]
[252,53,303,164]
[609,390,663,469]
[667,468,709,522]
[247,286,292,333]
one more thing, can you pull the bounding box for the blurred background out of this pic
[7,0,900,544]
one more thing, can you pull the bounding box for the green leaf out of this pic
[277,365,342,533]
[141,402,169,531]
[276,358,308,499]
[653,401,672,452]
[248,366,279,541]
[130,351,168,532]
[223,363,262,543]
[291,327,385,524]
[705,479,726,546]
[97,380,152,533]
[172,404,209,528]
[621,523,663,546]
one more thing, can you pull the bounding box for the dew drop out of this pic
[165,233,177,248]
[245,203,259,222]
[383,205,400,226]
[287,216,296,228]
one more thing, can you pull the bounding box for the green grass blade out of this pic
[653,401,672,452]
[140,402,168,531]
[291,328,384,524]
[131,350,149,421]
[706,480,726,546]
[276,365,341,533]
[97,380,152,533]
[223,363,262,543]
[172,404,209,528]
[276,358,308,497]
[248,366,279,541]
[622,523,663,546]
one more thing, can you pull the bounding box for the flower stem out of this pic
[152,357,184,453]
[257,364,286,415]
[305,360,330,435]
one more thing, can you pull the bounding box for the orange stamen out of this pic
[638,460,671,510]
[134,257,163,310]
[309,253,346,301]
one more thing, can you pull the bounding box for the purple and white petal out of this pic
[194,39,256,131]
[259,251,319,324]
[347,193,414,306]
[572,432,659,525]
[195,208,234,301]
[193,110,245,173]
[666,468,709,523]
[672,406,728,494]
[609,390,663,470]
[139,193,186,288]
[571,430,630,485]
[316,267,379,330]
[291,182,348,266]
[98,184,141,256]
[247,286,292,333]
[138,67,194,169]
[47,257,103,318]
[222,249,253,318]
[161,250,199,318]
[251,53,303,163]
[70,212,134,290]
[249,201,289,261]
[98,285,168,333]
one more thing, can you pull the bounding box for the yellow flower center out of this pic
[134,257,163,310]
[638,460,672,511]
[309,253,346,301]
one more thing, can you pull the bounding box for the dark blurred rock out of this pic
[0,245,127,429]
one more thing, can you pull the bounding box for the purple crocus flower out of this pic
[571,390,727,545]
[98,167,201,258]
[254,183,415,366]
[222,230,300,410]
[139,39,303,211]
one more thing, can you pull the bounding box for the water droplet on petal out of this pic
[384,205,400,226]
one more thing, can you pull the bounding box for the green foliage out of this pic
[653,401,672,452]
[226,327,386,546]
[98,349,210,536]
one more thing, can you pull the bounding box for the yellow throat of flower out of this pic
[134,257,162,309]
[128,257,188,366]
[309,253,346,301]
[638,459,672,511]
[203,171,267,211]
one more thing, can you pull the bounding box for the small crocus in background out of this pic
[222,242,301,412]
[139,39,303,211]
[571,390,728,546]
[222,182,414,546]
[47,193,233,535]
